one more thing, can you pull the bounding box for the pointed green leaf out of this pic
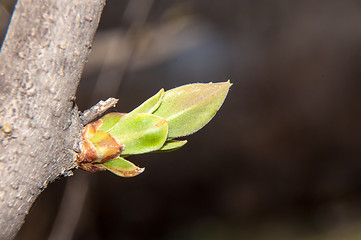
[156,140,187,152]
[128,89,164,116]
[108,113,168,155]
[98,112,126,132]
[101,157,144,177]
[153,82,231,138]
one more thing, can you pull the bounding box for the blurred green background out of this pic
[1,0,361,239]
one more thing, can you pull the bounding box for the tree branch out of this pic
[0,0,106,239]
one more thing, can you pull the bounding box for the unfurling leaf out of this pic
[89,131,123,163]
[153,82,231,138]
[127,89,164,116]
[156,140,187,152]
[83,119,102,140]
[101,157,144,177]
[98,112,126,132]
[78,81,231,177]
[106,113,168,155]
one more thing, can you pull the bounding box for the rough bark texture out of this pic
[0,0,106,239]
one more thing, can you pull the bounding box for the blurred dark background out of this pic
[1,0,361,239]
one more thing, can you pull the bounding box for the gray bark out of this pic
[0,0,106,239]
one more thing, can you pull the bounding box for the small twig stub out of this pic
[80,97,119,125]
